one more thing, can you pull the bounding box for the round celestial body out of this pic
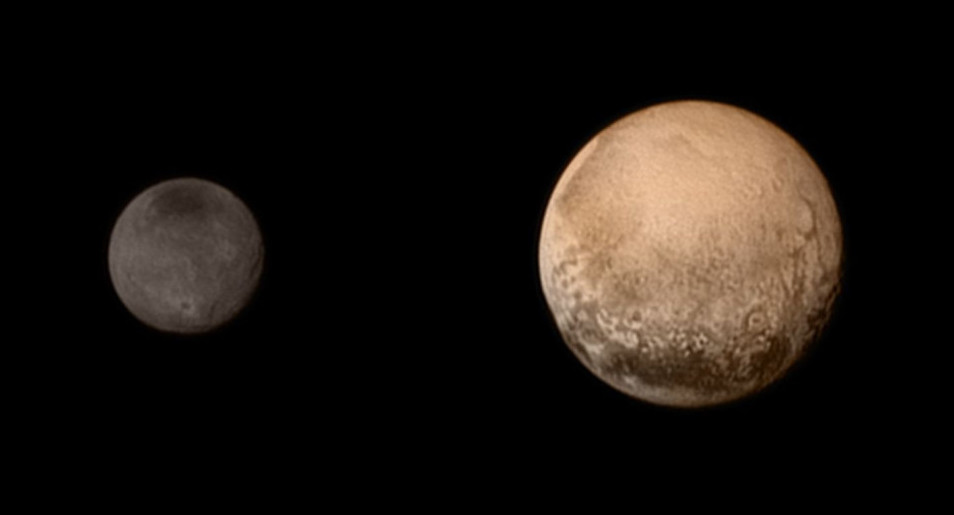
[538,100,842,407]
[108,177,264,334]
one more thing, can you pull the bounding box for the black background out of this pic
[22,17,948,490]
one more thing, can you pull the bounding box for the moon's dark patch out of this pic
[109,177,264,334]
[154,185,206,215]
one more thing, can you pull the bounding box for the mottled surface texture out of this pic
[109,177,264,334]
[539,101,842,407]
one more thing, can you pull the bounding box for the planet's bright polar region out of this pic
[109,177,264,334]
[538,101,842,408]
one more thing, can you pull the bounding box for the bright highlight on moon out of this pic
[538,101,842,407]
[109,177,264,334]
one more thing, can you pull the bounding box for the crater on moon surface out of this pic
[538,101,842,408]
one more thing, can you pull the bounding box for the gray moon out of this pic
[538,101,842,407]
[108,177,264,334]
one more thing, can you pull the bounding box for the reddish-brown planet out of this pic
[108,177,264,333]
[539,101,842,407]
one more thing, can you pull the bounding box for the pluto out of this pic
[109,177,264,334]
[538,101,842,407]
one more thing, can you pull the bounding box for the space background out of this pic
[13,13,948,496]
